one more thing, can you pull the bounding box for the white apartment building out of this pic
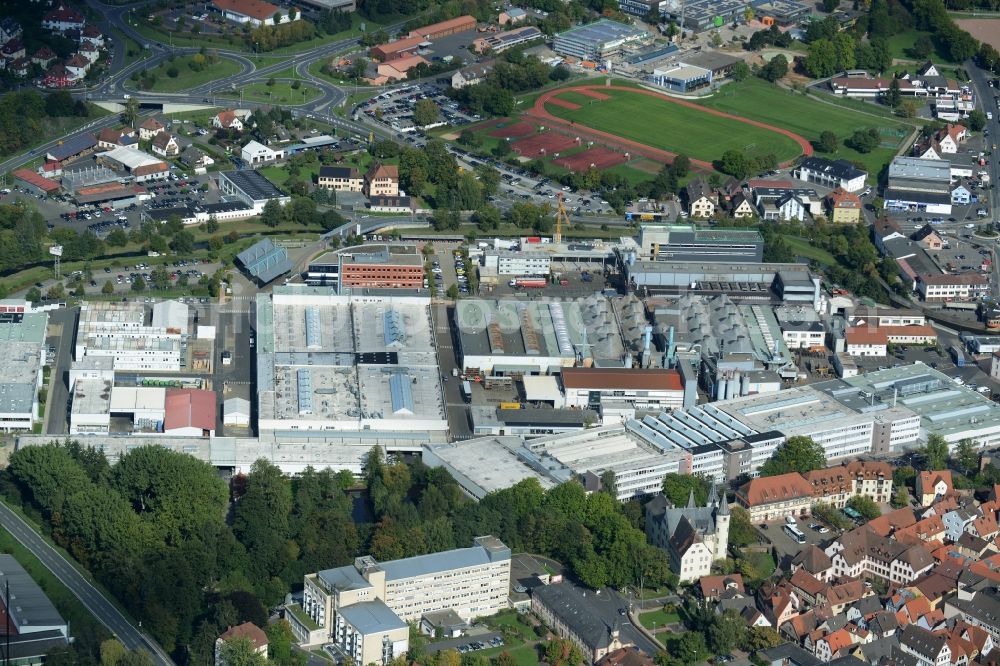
[482,250,551,276]
[295,537,511,659]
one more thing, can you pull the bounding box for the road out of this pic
[0,502,174,665]
[965,62,1000,298]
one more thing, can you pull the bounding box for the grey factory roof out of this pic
[683,50,744,72]
[46,133,96,161]
[889,157,952,182]
[0,312,47,343]
[884,189,952,205]
[532,583,622,651]
[0,554,65,632]
[378,542,507,581]
[337,600,407,634]
[554,19,644,47]
[220,169,286,201]
[816,365,1000,439]
[237,238,293,284]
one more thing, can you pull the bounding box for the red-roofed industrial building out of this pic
[560,367,686,411]
[13,169,60,196]
[163,388,216,436]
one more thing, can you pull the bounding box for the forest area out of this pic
[1,443,670,664]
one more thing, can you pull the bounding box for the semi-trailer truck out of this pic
[508,276,547,288]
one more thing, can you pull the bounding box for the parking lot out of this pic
[765,517,836,564]
[359,83,479,134]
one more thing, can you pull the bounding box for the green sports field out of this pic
[697,78,917,174]
[542,87,804,163]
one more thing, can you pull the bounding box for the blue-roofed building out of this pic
[46,133,97,163]
[236,238,293,285]
[294,537,511,650]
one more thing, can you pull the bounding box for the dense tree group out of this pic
[759,436,826,476]
[0,90,93,158]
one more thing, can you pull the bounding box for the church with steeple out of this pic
[644,482,731,583]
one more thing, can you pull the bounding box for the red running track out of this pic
[527,85,813,169]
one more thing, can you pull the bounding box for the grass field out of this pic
[543,87,804,164]
[885,29,957,64]
[638,609,680,630]
[221,80,322,105]
[136,54,241,93]
[698,79,915,174]
[785,236,836,265]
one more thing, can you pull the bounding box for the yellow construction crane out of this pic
[554,192,570,244]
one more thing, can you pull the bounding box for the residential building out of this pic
[803,461,893,508]
[552,19,647,60]
[731,193,756,219]
[794,157,868,193]
[368,195,412,213]
[916,470,953,507]
[827,188,862,224]
[151,132,179,158]
[736,472,814,523]
[686,179,716,218]
[216,622,268,665]
[0,18,22,43]
[451,62,494,89]
[499,8,528,25]
[899,626,951,666]
[241,139,284,166]
[318,166,364,192]
[42,4,85,33]
[645,485,730,583]
[560,367,686,412]
[531,583,632,662]
[138,117,166,141]
[213,0,298,26]
[364,163,399,197]
[952,184,971,205]
[180,146,214,174]
[213,109,251,131]
[32,45,56,67]
[916,273,988,302]
[295,537,510,655]
[825,526,935,586]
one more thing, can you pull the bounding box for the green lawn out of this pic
[544,87,803,164]
[698,78,916,174]
[884,29,958,64]
[743,550,777,580]
[785,236,837,265]
[135,54,241,93]
[638,609,680,630]
[478,643,539,666]
[220,80,322,105]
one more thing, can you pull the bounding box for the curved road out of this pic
[0,502,173,665]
